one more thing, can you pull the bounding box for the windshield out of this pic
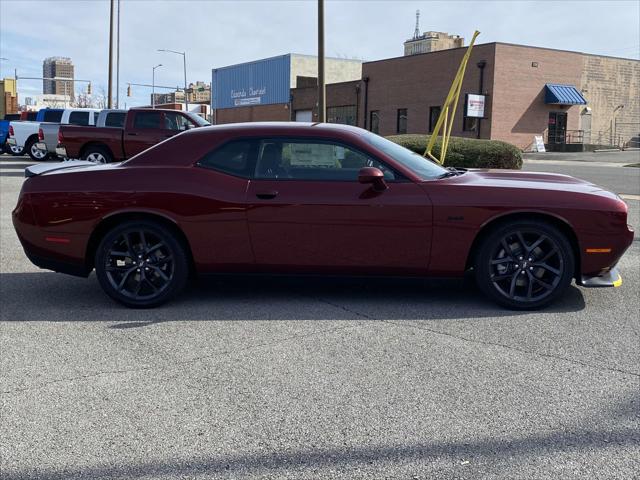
[363,132,447,180]
[185,112,211,127]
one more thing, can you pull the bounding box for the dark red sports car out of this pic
[13,123,634,309]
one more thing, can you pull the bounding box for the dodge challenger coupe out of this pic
[12,122,634,309]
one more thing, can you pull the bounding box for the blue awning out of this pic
[545,84,587,105]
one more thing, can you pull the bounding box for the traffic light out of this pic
[127,84,132,97]
[87,83,92,95]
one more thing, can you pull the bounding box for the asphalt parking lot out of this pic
[1,153,639,479]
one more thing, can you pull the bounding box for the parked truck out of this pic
[35,108,104,159]
[57,108,210,163]
[7,108,65,160]
[1,113,22,154]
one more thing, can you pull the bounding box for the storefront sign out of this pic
[465,94,486,118]
[533,135,546,152]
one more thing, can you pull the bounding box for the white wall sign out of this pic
[465,94,486,118]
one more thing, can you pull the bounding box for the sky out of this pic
[1,0,639,107]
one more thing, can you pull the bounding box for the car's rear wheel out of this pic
[5,140,25,156]
[25,137,49,161]
[475,220,574,309]
[83,146,112,164]
[95,220,189,308]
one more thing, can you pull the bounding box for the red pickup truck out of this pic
[57,108,210,163]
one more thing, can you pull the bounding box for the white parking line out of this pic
[620,194,640,201]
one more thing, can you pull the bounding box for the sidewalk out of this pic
[523,150,640,164]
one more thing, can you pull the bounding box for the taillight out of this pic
[58,129,64,145]
[38,128,44,141]
[9,125,14,137]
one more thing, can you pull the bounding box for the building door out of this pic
[548,112,567,144]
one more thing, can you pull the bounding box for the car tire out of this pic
[83,146,112,164]
[25,136,50,161]
[95,220,189,308]
[474,220,574,310]
[4,140,24,156]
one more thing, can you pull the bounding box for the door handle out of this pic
[256,191,278,200]
[127,132,138,136]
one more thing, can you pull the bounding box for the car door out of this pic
[245,138,432,275]
[125,111,166,156]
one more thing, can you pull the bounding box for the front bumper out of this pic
[578,266,623,288]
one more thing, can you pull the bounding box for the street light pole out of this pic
[158,49,188,112]
[152,64,162,108]
[116,0,121,108]
[317,0,326,122]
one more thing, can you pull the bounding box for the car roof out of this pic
[187,121,368,138]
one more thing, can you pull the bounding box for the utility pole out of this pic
[152,64,163,108]
[116,0,120,108]
[317,0,326,122]
[107,0,114,108]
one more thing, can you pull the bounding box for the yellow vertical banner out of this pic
[425,31,480,164]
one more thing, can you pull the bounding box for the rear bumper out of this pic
[55,146,68,158]
[35,142,47,152]
[7,137,17,146]
[578,266,623,288]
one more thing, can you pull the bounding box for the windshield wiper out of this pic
[436,167,465,179]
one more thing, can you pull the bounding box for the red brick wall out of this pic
[360,44,496,139]
[291,80,360,121]
[491,44,583,149]
[215,103,291,124]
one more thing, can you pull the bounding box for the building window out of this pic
[463,116,478,132]
[327,105,357,126]
[429,106,441,133]
[397,108,407,134]
[370,110,380,134]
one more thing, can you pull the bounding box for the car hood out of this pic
[445,169,619,199]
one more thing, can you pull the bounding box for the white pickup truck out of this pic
[36,108,105,159]
[7,108,100,161]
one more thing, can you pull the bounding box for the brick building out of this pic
[213,44,639,151]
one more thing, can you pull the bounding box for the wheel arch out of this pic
[80,142,114,161]
[465,211,581,278]
[85,211,195,274]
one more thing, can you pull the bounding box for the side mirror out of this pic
[358,167,387,191]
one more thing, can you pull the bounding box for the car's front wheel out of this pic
[95,220,189,308]
[475,220,574,309]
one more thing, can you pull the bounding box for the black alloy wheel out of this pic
[95,220,189,308]
[475,221,574,309]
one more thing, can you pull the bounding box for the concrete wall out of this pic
[580,55,640,146]
[290,54,362,88]
[361,43,496,139]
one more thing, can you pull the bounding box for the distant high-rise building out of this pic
[403,11,464,56]
[42,57,75,100]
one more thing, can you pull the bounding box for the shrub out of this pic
[386,134,523,170]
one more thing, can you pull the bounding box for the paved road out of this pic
[1,155,639,479]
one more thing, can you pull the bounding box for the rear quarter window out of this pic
[69,111,90,126]
[133,111,162,129]
[198,140,256,178]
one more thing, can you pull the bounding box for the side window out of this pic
[164,112,196,131]
[254,140,396,181]
[198,140,255,177]
[133,111,162,129]
[105,112,126,128]
[429,106,441,133]
[43,110,63,122]
[68,111,90,126]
